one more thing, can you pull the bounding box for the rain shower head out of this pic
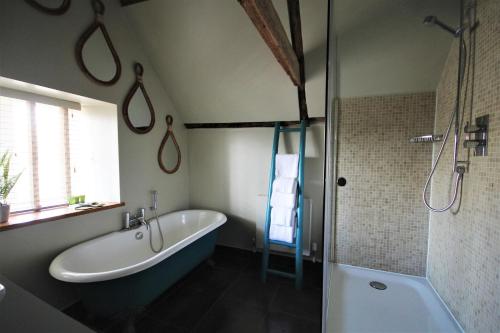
[423,15,463,37]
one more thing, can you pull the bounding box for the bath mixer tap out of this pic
[123,208,149,230]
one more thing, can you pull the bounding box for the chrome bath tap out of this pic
[123,208,149,230]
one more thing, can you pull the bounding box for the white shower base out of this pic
[326,264,462,333]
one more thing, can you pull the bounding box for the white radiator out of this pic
[255,195,312,256]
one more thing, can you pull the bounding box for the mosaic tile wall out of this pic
[334,92,435,276]
[427,0,500,331]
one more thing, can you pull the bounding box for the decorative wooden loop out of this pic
[158,115,181,174]
[122,62,155,134]
[75,0,121,86]
[25,0,71,15]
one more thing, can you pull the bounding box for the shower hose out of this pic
[147,206,165,253]
[422,36,470,213]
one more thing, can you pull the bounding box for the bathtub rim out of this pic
[49,209,227,283]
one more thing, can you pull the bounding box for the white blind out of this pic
[0,95,75,212]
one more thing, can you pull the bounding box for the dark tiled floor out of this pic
[65,246,322,333]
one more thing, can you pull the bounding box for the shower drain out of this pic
[369,281,387,290]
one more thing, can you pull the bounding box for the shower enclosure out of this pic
[321,0,485,331]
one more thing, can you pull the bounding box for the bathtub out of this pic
[50,209,227,316]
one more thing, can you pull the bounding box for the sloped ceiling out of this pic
[124,0,327,123]
[124,0,457,122]
[335,0,459,97]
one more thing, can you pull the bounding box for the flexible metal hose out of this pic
[147,207,164,253]
[422,104,464,212]
[422,36,468,212]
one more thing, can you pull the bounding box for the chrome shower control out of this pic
[463,140,485,148]
[464,114,488,156]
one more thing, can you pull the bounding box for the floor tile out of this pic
[211,245,253,272]
[134,315,187,333]
[263,311,321,333]
[222,274,279,310]
[147,286,222,330]
[193,297,267,333]
[270,285,322,323]
[64,301,117,332]
[181,264,236,295]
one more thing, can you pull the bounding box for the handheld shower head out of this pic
[150,190,158,211]
[423,15,463,37]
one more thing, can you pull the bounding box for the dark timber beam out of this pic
[120,0,149,6]
[238,0,301,86]
[184,117,324,129]
[287,0,308,120]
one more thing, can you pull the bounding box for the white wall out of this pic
[0,0,189,308]
[188,124,325,260]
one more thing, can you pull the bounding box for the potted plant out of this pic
[0,152,22,223]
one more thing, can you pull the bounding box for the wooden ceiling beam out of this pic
[287,0,308,120]
[184,117,324,129]
[238,0,301,87]
[120,0,149,7]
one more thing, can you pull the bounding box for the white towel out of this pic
[270,221,295,243]
[271,207,296,227]
[275,154,299,178]
[272,177,297,194]
[271,192,296,209]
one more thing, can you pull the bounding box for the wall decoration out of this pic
[75,0,121,86]
[158,115,181,174]
[122,63,155,134]
[25,0,71,15]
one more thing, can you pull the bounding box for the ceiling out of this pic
[124,0,328,123]
[124,0,458,122]
[335,0,459,97]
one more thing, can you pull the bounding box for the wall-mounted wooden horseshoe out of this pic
[75,0,121,86]
[158,115,181,174]
[25,0,71,15]
[122,63,156,134]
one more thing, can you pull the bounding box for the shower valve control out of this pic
[463,114,489,156]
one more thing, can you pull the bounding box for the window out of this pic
[0,93,80,212]
[0,78,120,219]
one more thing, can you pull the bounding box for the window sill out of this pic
[0,202,125,232]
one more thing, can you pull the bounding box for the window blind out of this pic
[0,93,80,212]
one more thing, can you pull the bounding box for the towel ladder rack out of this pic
[261,120,306,290]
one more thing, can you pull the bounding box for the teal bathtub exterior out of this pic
[78,229,219,317]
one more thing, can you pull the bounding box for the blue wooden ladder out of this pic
[261,120,306,290]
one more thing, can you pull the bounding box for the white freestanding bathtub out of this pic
[49,209,227,316]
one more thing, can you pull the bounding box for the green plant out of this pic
[0,152,22,205]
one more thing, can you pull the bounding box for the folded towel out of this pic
[270,223,295,243]
[271,207,296,227]
[271,192,296,209]
[275,154,299,178]
[272,177,297,194]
